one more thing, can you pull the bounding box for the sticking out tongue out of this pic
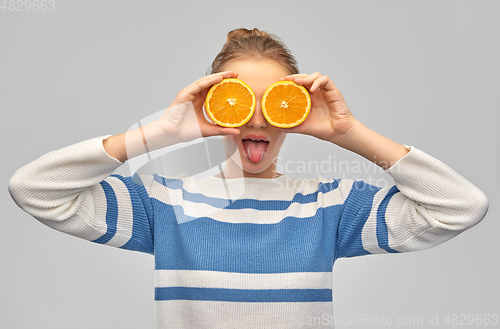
[242,139,269,163]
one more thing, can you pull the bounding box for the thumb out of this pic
[201,124,241,138]
[218,127,241,137]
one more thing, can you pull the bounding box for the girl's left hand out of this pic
[278,72,356,144]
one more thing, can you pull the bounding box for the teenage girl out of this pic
[9,28,489,328]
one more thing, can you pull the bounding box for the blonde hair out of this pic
[208,28,299,75]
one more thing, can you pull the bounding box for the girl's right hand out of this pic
[157,71,241,144]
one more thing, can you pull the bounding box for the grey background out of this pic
[1,0,498,328]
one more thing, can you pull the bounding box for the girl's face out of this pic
[216,58,289,179]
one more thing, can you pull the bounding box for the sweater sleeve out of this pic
[8,135,155,255]
[334,145,489,259]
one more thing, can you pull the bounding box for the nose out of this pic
[246,102,267,129]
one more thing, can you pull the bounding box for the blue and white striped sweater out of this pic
[8,135,489,328]
[93,173,397,259]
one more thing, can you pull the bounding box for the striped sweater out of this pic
[8,135,489,328]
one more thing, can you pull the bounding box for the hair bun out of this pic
[226,28,269,42]
[208,27,299,76]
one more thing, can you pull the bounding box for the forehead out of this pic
[221,58,289,91]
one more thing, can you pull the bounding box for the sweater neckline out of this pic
[200,173,289,184]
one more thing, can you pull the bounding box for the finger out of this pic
[218,127,241,136]
[213,70,238,79]
[191,71,236,87]
[202,123,241,138]
[205,71,236,80]
[310,75,333,92]
[312,76,340,94]
[184,74,226,97]
[192,70,240,94]
[294,72,323,86]
[280,73,309,81]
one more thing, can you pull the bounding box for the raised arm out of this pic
[103,71,242,162]
[8,71,241,253]
[280,72,489,257]
[279,72,410,169]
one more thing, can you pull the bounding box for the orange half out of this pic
[262,81,311,128]
[205,78,256,127]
